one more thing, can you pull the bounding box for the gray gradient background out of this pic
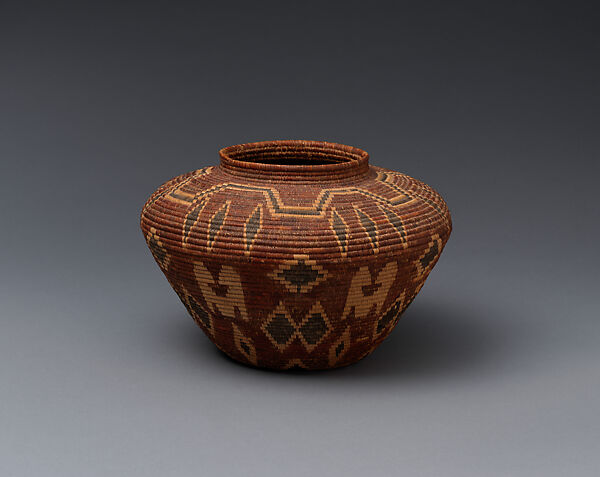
[1,2,599,476]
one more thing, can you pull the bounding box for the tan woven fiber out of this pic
[141,140,451,370]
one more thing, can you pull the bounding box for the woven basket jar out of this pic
[141,140,451,370]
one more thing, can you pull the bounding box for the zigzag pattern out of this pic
[166,174,415,249]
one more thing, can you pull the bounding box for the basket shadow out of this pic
[162,299,518,381]
[339,301,513,379]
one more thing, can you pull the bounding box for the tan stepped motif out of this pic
[194,261,248,320]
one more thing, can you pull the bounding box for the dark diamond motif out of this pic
[335,341,345,357]
[183,200,205,243]
[420,240,439,270]
[299,313,328,345]
[356,208,377,250]
[384,208,406,242]
[331,210,347,253]
[208,203,228,248]
[266,313,295,345]
[279,260,322,293]
[245,206,261,250]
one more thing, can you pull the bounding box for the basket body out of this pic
[140,141,451,370]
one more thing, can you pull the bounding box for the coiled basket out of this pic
[141,140,451,370]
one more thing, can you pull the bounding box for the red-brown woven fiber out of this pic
[140,140,452,370]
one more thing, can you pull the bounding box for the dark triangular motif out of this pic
[420,238,439,270]
[187,296,211,329]
[147,234,167,269]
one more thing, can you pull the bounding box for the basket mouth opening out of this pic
[219,140,369,181]
[229,155,350,166]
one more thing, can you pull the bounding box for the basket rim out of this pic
[219,140,370,180]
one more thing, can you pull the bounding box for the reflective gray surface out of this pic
[1,2,599,476]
